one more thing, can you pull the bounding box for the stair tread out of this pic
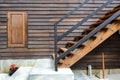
[100,27,108,32]
[58,59,64,64]
[82,28,95,35]
[100,14,113,20]
[78,45,85,50]
[89,36,97,40]
[68,41,76,44]
[60,47,75,55]
[66,41,76,48]
[60,47,68,52]
[74,35,85,41]
[114,5,120,9]
[91,20,104,27]
[105,7,120,16]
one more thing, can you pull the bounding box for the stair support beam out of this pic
[59,21,120,67]
[57,10,120,62]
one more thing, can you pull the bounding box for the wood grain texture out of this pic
[7,11,27,47]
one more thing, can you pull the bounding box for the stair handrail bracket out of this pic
[54,0,114,71]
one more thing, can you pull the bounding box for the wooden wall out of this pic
[0,0,120,69]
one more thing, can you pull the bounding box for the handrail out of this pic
[57,0,113,41]
[54,0,114,71]
[57,10,120,62]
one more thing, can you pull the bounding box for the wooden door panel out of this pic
[8,12,27,47]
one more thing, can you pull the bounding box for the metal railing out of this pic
[54,0,114,71]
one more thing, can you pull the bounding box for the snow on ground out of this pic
[0,73,9,80]
[88,76,100,80]
[8,67,32,80]
[1,69,120,80]
[73,70,90,80]
[106,74,120,80]
[73,70,120,80]
[0,67,32,80]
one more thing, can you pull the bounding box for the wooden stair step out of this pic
[100,27,108,32]
[58,59,64,64]
[91,20,104,27]
[67,40,85,49]
[111,19,120,24]
[60,47,67,52]
[89,26,108,32]
[58,52,75,64]
[114,5,120,9]
[51,53,60,60]
[59,47,74,55]
[51,54,55,60]
[58,47,68,53]
[66,41,76,48]
[105,8,120,16]
[89,36,97,40]
[68,41,76,44]
[101,6,120,21]
[78,44,85,49]
[100,14,113,21]
[82,27,95,35]
[74,35,85,41]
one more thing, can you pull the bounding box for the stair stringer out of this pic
[59,20,120,68]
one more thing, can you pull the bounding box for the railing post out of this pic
[54,23,58,71]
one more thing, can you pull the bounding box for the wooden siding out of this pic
[0,0,120,69]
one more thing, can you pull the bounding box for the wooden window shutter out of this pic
[8,11,27,47]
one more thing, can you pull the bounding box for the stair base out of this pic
[0,73,9,80]
[29,68,74,80]
[10,67,32,80]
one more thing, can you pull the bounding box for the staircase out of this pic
[53,0,120,71]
